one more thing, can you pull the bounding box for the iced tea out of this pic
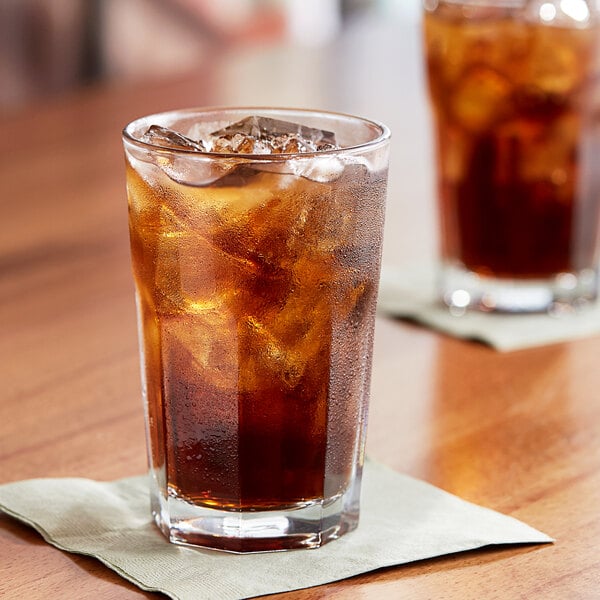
[424,1,600,310]
[123,109,390,551]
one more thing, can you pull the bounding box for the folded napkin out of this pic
[0,460,551,600]
[378,264,600,351]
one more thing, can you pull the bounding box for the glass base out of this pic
[150,475,361,553]
[439,263,599,314]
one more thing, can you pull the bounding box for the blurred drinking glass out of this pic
[423,0,600,312]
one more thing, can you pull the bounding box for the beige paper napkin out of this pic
[378,265,600,351]
[0,460,551,600]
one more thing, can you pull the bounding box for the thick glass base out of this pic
[150,475,361,553]
[439,263,599,314]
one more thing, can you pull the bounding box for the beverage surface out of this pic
[424,2,600,278]
[126,117,387,509]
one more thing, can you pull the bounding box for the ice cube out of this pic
[161,310,239,395]
[292,156,345,182]
[141,125,206,152]
[243,155,346,183]
[210,133,273,155]
[451,66,512,132]
[158,156,238,188]
[211,116,337,145]
[208,116,338,154]
[513,113,578,188]
[527,31,582,97]
[237,297,331,392]
[138,125,238,186]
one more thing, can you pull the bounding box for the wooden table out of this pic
[1,13,600,599]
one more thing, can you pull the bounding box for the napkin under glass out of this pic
[378,265,600,351]
[0,460,551,600]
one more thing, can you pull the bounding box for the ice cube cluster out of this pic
[129,114,387,186]
[141,116,339,155]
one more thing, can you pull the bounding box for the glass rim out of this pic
[122,106,391,160]
[423,0,529,6]
[424,0,600,11]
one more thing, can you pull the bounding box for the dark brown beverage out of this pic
[123,108,390,550]
[128,164,386,509]
[424,1,600,309]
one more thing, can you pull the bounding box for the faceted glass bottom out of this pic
[149,470,362,553]
[439,263,599,314]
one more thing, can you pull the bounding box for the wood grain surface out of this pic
[2,26,600,600]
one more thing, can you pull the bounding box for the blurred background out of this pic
[1,0,422,108]
[0,0,436,266]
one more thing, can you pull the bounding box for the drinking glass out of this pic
[123,107,390,552]
[424,0,600,312]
